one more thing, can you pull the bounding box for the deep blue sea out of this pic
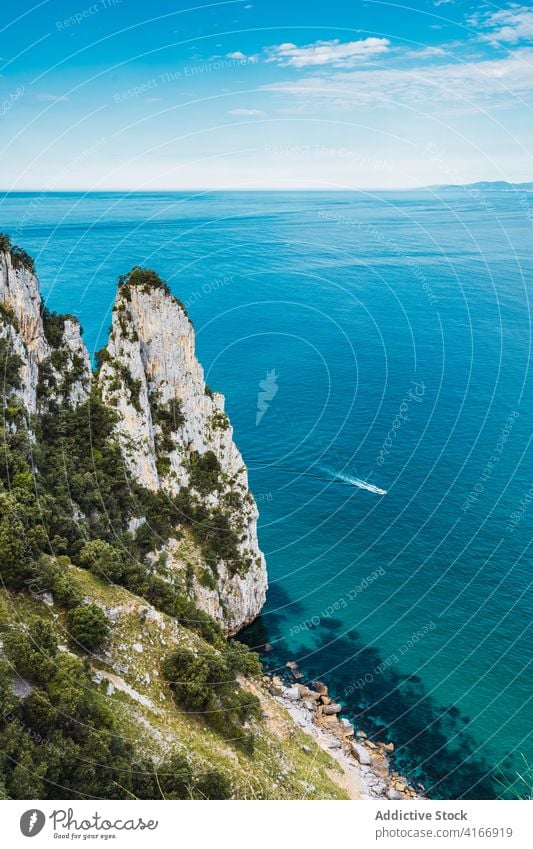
[1,190,531,799]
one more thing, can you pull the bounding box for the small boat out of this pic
[321,465,387,495]
[351,478,387,496]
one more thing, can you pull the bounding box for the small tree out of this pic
[78,539,124,582]
[3,617,57,685]
[197,769,232,799]
[67,604,109,653]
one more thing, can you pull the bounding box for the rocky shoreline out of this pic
[266,672,423,801]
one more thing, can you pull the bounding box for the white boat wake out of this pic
[321,465,387,495]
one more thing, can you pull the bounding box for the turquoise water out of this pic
[1,190,531,798]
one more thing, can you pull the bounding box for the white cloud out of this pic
[265,37,390,68]
[469,4,533,44]
[227,108,266,117]
[263,49,533,109]
[226,51,247,60]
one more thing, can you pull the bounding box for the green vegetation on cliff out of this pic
[0,249,348,801]
[0,232,34,272]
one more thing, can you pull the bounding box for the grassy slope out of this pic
[1,565,347,800]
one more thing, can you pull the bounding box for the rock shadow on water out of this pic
[240,582,305,661]
[241,611,510,800]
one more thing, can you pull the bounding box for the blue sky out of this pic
[1,0,533,188]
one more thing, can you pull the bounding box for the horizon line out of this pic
[1,182,531,194]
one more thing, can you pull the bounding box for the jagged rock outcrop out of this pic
[0,250,91,413]
[1,244,267,635]
[99,276,267,634]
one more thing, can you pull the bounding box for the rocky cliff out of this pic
[0,248,91,415]
[0,246,267,634]
[0,238,417,803]
[99,270,267,634]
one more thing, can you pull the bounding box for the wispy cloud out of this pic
[263,49,533,110]
[469,4,533,45]
[265,37,390,68]
[227,107,266,117]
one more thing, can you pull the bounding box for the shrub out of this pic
[21,690,58,735]
[94,347,111,371]
[162,648,217,712]
[226,640,262,678]
[3,617,58,685]
[51,571,83,609]
[118,266,170,296]
[36,389,135,548]
[155,754,195,799]
[78,540,124,582]
[189,450,222,494]
[119,365,142,411]
[0,494,36,589]
[0,338,23,391]
[117,267,189,316]
[67,604,109,653]
[0,233,34,272]
[198,567,216,590]
[150,394,185,449]
[41,308,66,349]
[196,769,232,799]
[10,246,34,273]
[0,300,18,329]
[211,410,229,431]
[162,644,261,751]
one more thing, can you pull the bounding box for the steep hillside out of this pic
[0,234,353,800]
[0,568,348,800]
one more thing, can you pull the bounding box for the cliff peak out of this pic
[0,239,91,414]
[99,273,267,633]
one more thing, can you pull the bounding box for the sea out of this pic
[1,189,531,799]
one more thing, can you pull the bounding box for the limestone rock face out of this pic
[0,251,91,413]
[99,283,267,633]
[60,317,92,407]
[1,249,267,634]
